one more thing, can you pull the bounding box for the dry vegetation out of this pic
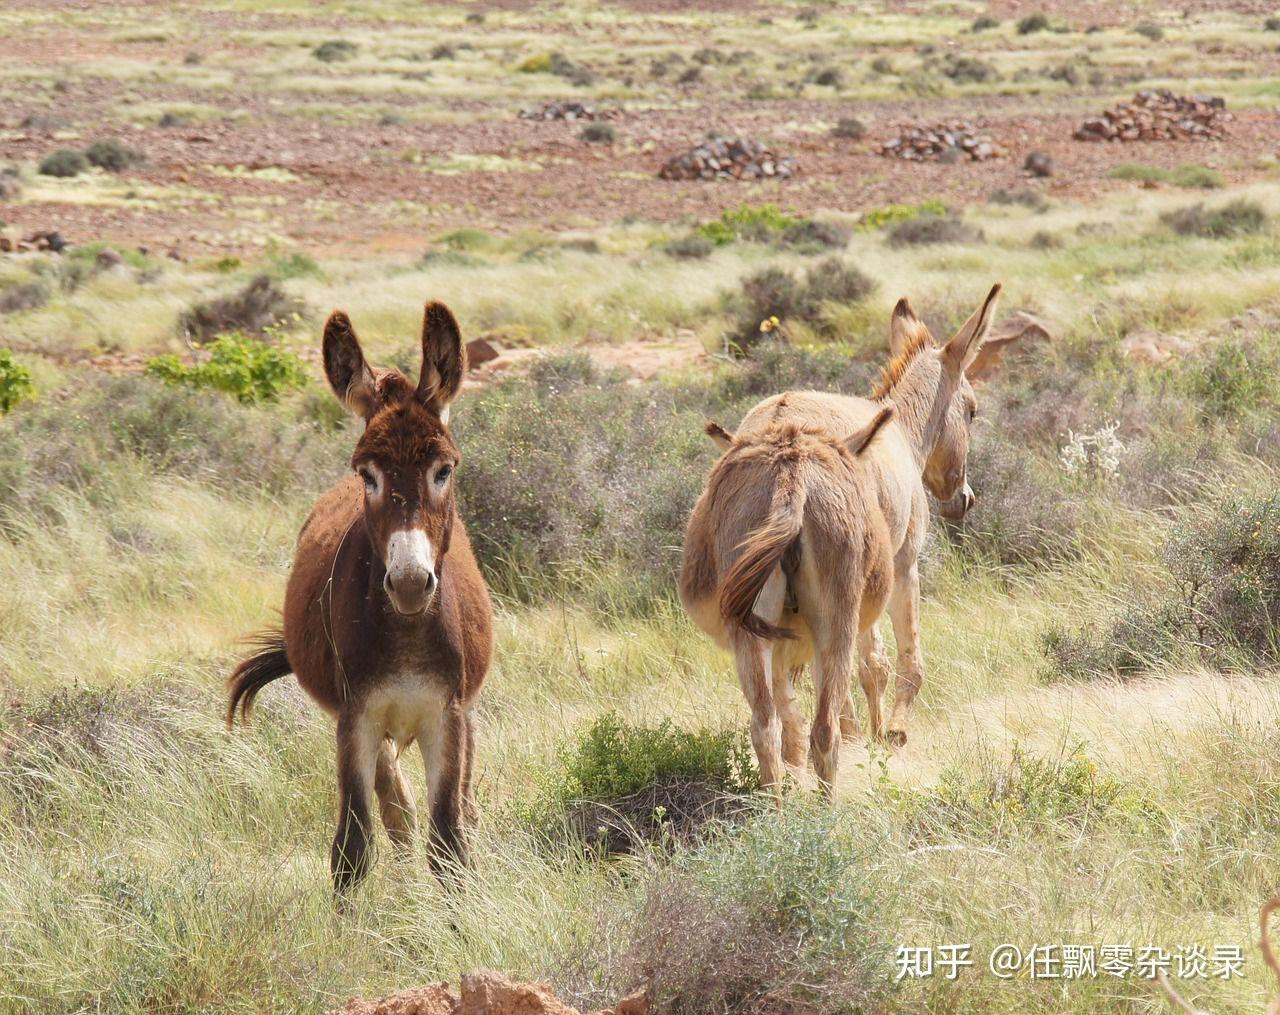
[3,0,1280,1012]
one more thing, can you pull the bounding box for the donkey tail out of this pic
[226,631,292,728]
[717,453,809,642]
[716,405,896,643]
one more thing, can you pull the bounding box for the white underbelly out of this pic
[365,674,451,747]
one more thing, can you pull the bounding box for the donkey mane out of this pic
[870,326,932,401]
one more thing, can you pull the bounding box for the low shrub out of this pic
[1109,163,1223,189]
[724,258,875,353]
[903,744,1161,843]
[830,117,866,139]
[1181,335,1279,418]
[84,139,146,172]
[1165,494,1280,667]
[1134,22,1164,41]
[0,281,49,315]
[0,349,34,413]
[1267,16,1280,30]
[1017,12,1050,33]
[38,149,88,178]
[177,275,303,344]
[990,187,1048,210]
[144,334,308,404]
[1160,199,1267,238]
[521,712,758,853]
[525,51,595,85]
[662,234,713,260]
[312,39,358,62]
[886,213,980,247]
[779,218,852,251]
[1041,602,1181,681]
[971,15,999,31]
[579,123,615,144]
[808,66,844,87]
[941,54,998,83]
[593,810,901,1014]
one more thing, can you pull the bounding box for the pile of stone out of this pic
[658,136,795,181]
[0,230,68,253]
[1073,90,1229,142]
[519,100,619,122]
[878,122,1003,162]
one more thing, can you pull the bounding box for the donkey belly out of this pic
[364,673,452,748]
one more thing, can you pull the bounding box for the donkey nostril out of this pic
[423,571,438,596]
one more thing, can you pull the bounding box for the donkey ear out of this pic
[323,311,377,419]
[845,404,895,457]
[417,300,466,423]
[704,420,735,452]
[889,297,930,357]
[942,283,1002,376]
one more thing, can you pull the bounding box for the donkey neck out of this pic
[882,352,954,470]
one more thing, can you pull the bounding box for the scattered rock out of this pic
[966,311,1053,380]
[1074,90,1230,142]
[1023,150,1053,177]
[520,101,620,122]
[27,230,67,253]
[329,982,457,1015]
[1121,330,1194,365]
[879,122,1003,162]
[659,136,795,181]
[464,336,501,368]
[95,247,124,270]
[326,972,647,1015]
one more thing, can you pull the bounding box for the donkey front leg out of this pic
[421,699,470,881]
[332,710,380,893]
[374,736,418,858]
[885,561,925,749]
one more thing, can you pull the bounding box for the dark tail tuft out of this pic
[227,631,292,729]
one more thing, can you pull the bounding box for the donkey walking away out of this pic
[680,285,1001,796]
[227,300,493,892]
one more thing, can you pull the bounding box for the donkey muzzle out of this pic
[938,483,975,520]
[384,529,438,615]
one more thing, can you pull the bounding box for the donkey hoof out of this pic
[886,729,907,749]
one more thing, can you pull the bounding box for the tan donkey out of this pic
[680,284,1001,794]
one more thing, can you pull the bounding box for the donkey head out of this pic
[323,301,467,617]
[889,284,1001,520]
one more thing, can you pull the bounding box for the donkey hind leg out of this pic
[773,663,807,770]
[810,604,859,799]
[374,736,418,858]
[332,710,380,893]
[857,625,892,743]
[732,567,786,794]
[459,706,479,824]
[421,700,470,882]
[842,623,882,741]
[885,560,925,749]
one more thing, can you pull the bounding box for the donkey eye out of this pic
[968,406,978,422]
[358,468,377,492]
[435,464,453,486]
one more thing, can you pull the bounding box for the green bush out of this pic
[1181,335,1278,417]
[696,202,799,245]
[1109,163,1223,189]
[0,349,34,413]
[38,149,88,178]
[84,139,146,172]
[312,39,357,62]
[857,198,947,231]
[521,712,758,852]
[144,334,307,404]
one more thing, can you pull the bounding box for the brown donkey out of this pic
[680,285,1001,795]
[227,301,493,892]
